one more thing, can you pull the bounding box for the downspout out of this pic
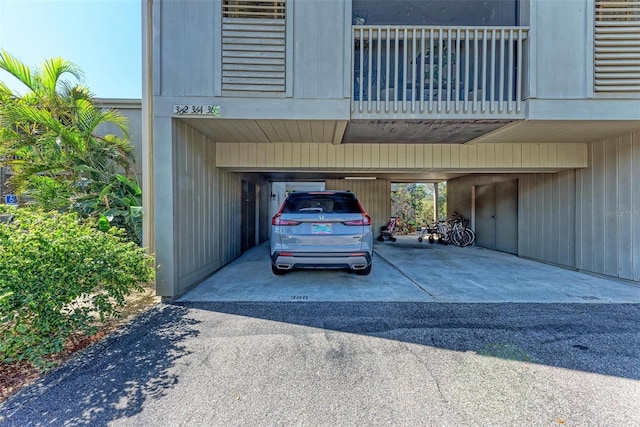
[142,0,155,253]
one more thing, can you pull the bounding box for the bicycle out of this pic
[419,212,475,247]
[448,212,476,247]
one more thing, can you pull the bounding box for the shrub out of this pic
[0,206,155,368]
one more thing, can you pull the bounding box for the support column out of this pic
[153,117,176,298]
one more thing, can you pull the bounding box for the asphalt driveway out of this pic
[2,238,640,426]
[1,302,639,426]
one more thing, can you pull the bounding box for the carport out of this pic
[152,117,622,300]
[178,236,640,303]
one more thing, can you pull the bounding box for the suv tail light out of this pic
[343,199,371,226]
[342,199,372,226]
[342,214,371,226]
[272,214,301,226]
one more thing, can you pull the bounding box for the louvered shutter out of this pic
[222,1,286,93]
[594,0,640,92]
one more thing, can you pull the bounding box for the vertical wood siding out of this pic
[293,0,348,98]
[519,171,576,268]
[174,120,243,295]
[448,173,577,268]
[160,0,216,96]
[325,179,391,233]
[576,132,640,281]
[216,142,587,169]
[448,130,640,282]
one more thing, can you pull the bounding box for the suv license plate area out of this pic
[312,223,332,234]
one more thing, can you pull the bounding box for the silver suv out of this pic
[270,191,373,275]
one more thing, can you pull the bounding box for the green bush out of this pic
[0,206,155,368]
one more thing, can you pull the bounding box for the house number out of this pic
[174,105,220,116]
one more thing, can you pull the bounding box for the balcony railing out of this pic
[352,26,529,118]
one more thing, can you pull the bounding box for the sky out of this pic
[0,0,141,99]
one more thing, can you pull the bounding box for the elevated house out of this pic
[141,0,640,298]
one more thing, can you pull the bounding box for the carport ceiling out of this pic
[467,120,640,144]
[180,117,513,144]
[343,119,515,144]
[180,118,347,144]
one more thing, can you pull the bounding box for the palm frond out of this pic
[39,57,84,96]
[0,50,37,92]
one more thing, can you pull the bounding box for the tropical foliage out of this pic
[0,207,155,368]
[0,50,142,243]
[391,183,447,234]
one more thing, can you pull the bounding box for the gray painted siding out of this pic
[448,173,576,268]
[519,171,576,268]
[448,130,640,282]
[447,174,520,221]
[293,0,349,99]
[95,101,143,185]
[353,0,518,26]
[160,0,216,96]
[325,178,391,233]
[174,120,242,296]
[241,172,271,244]
[577,132,640,281]
[156,0,350,102]
[530,0,588,98]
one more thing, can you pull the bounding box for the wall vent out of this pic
[222,0,286,93]
[594,0,640,92]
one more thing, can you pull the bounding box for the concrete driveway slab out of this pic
[178,241,436,303]
[180,236,640,303]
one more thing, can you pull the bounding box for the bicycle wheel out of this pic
[452,228,474,247]
[465,228,476,246]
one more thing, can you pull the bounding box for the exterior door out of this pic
[475,180,518,254]
[241,180,256,252]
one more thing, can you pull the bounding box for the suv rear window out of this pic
[283,193,361,214]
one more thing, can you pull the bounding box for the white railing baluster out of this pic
[358,27,363,112]
[445,28,452,112]
[473,28,478,113]
[351,25,528,118]
[411,28,417,113]
[420,28,426,112]
[437,29,443,113]
[376,27,382,112]
[482,28,488,113]
[455,29,461,113]
[463,28,470,113]
[429,28,434,113]
[490,29,496,113]
[394,27,399,112]
[517,28,523,113]
[508,29,514,113]
[385,27,390,113]
[367,27,373,112]
[499,28,505,113]
[400,28,407,113]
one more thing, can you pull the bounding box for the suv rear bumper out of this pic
[271,251,372,271]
